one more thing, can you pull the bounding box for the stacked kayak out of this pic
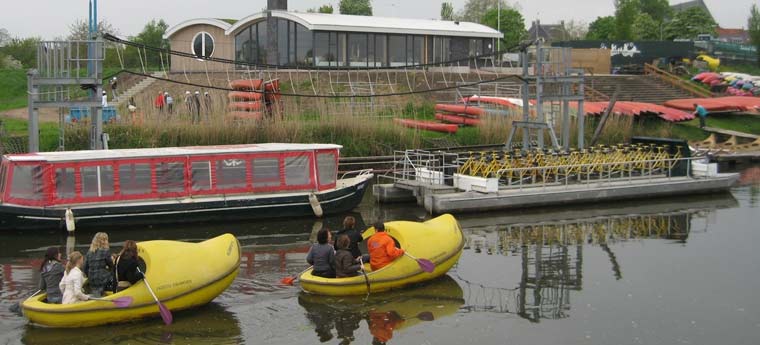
[227,79,282,120]
[299,214,464,296]
[22,234,240,328]
[394,118,459,134]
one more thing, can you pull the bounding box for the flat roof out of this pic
[4,143,342,163]
[167,11,502,39]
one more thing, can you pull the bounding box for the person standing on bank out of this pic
[367,222,404,271]
[83,232,113,297]
[193,91,202,123]
[39,247,64,304]
[306,228,336,278]
[165,92,174,115]
[694,103,709,129]
[110,77,118,99]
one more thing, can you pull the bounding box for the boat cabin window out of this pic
[284,155,310,186]
[82,166,115,198]
[216,159,247,190]
[191,161,212,191]
[55,167,77,199]
[157,162,186,193]
[119,163,152,196]
[316,152,337,187]
[252,158,280,188]
[10,165,44,200]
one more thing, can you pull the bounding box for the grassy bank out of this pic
[0,69,28,112]
[0,116,59,152]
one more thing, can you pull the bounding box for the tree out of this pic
[441,2,455,21]
[459,0,509,23]
[481,8,525,50]
[339,0,372,16]
[1,37,41,68]
[639,0,671,23]
[632,13,660,40]
[68,19,118,40]
[586,16,616,40]
[308,4,334,13]
[614,0,640,41]
[749,4,760,66]
[129,19,170,69]
[564,20,589,41]
[663,7,717,40]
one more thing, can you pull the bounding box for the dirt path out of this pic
[0,107,60,122]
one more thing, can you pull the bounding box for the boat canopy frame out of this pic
[0,146,339,207]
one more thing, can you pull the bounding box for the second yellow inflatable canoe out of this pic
[299,214,464,296]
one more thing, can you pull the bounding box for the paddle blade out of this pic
[158,302,173,325]
[280,276,296,286]
[417,311,435,321]
[111,296,134,308]
[417,259,435,273]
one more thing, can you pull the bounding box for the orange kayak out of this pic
[394,118,458,134]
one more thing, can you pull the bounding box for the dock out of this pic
[702,127,759,140]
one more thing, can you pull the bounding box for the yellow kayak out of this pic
[22,233,240,328]
[299,214,464,296]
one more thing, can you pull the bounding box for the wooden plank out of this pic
[702,127,760,140]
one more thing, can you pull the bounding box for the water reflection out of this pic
[455,192,738,323]
[297,276,464,344]
[21,303,242,345]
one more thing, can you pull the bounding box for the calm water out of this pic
[1,167,759,345]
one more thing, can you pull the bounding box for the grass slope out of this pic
[0,69,28,112]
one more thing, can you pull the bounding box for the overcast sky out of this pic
[1,0,755,39]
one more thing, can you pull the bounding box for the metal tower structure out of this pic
[27,0,105,152]
[507,33,586,151]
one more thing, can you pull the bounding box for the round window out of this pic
[192,32,215,59]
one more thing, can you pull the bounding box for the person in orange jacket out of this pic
[367,221,404,271]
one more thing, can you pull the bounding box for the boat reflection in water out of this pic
[454,192,738,323]
[298,275,464,344]
[21,302,242,345]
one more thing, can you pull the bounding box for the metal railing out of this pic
[494,156,706,192]
[380,149,460,185]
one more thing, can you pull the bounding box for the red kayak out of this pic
[434,104,485,116]
[228,91,263,101]
[394,118,458,134]
[228,101,264,111]
[435,113,481,126]
[460,96,520,108]
[229,79,264,91]
[664,96,760,113]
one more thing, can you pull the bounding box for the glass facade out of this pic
[232,18,495,67]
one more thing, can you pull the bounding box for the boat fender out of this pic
[308,193,324,218]
[65,209,76,232]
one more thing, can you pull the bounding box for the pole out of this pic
[497,0,501,52]
[27,70,39,153]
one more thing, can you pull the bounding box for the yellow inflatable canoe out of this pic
[22,233,240,328]
[299,214,464,296]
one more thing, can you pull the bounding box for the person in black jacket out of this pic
[113,240,145,292]
[39,246,64,303]
[335,235,361,278]
[335,216,365,260]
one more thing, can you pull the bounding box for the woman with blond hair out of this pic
[83,232,113,297]
[59,251,90,304]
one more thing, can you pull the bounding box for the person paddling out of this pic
[39,247,64,304]
[113,240,145,292]
[306,228,336,278]
[59,251,90,304]
[367,222,404,271]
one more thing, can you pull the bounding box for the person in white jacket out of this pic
[59,251,90,304]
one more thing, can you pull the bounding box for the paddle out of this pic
[8,290,41,316]
[89,296,134,308]
[137,267,172,325]
[280,266,313,286]
[409,311,435,321]
[359,256,370,295]
[403,252,435,273]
